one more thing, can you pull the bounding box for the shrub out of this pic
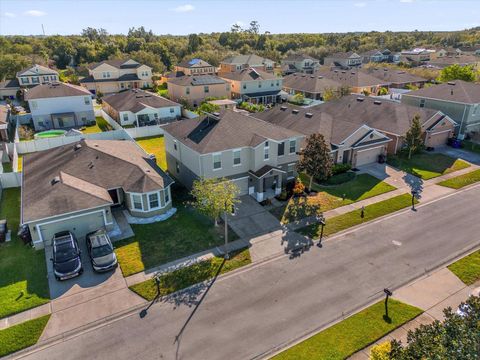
[370,341,391,360]
[378,87,388,96]
[321,172,356,185]
[293,177,305,195]
[238,102,265,113]
[18,125,34,140]
[332,163,352,175]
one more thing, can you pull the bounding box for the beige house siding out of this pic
[168,82,230,106]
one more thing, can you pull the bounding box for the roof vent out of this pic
[212,112,220,117]
[351,72,356,75]
[51,176,60,186]
[305,112,313,118]
[292,109,299,114]
[341,70,346,73]
[88,161,94,169]
[317,76,323,79]
[356,97,364,102]
[447,81,456,85]
[374,100,382,105]
[74,143,82,151]
[280,106,287,111]
[301,74,306,77]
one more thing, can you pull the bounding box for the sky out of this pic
[0,0,479,36]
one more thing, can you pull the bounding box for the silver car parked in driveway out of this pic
[86,230,118,272]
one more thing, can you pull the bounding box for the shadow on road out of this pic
[281,227,314,260]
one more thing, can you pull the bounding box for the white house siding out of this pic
[223,78,283,98]
[119,106,181,126]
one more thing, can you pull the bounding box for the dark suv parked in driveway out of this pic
[86,229,117,272]
[51,231,83,281]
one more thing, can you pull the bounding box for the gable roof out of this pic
[177,58,213,68]
[360,49,383,57]
[163,109,301,154]
[0,78,19,89]
[326,52,361,59]
[360,67,427,84]
[22,139,173,223]
[16,64,58,77]
[24,82,91,100]
[219,67,278,82]
[282,54,319,62]
[167,75,226,86]
[102,89,180,113]
[403,80,480,104]
[315,68,390,88]
[88,59,144,70]
[221,54,274,66]
[282,73,342,94]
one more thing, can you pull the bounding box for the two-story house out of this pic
[281,54,321,75]
[323,52,362,68]
[360,49,386,64]
[219,54,275,73]
[102,89,182,127]
[174,59,216,76]
[401,80,480,137]
[163,110,304,202]
[219,67,283,104]
[80,59,153,95]
[399,48,432,65]
[0,64,59,99]
[25,82,95,131]
[167,75,231,107]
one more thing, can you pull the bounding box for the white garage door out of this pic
[39,211,107,246]
[355,146,383,167]
[232,177,249,196]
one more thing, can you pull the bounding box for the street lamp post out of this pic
[317,214,326,247]
[360,205,365,219]
[411,190,417,211]
[224,201,230,260]
[384,288,393,321]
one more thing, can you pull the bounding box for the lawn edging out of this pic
[129,248,251,301]
[437,169,480,189]
[0,314,50,357]
[271,299,422,360]
[297,193,416,239]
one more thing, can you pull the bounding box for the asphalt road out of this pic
[16,186,480,360]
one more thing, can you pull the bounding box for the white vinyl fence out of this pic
[0,172,21,188]
[100,110,123,130]
[124,125,165,139]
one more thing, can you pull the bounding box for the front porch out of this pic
[248,165,284,202]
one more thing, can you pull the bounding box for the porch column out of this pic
[136,115,140,127]
[275,175,282,196]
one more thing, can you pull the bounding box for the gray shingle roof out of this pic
[403,80,480,104]
[16,64,58,77]
[88,59,143,70]
[282,73,342,94]
[221,54,273,65]
[167,75,226,86]
[360,67,427,84]
[24,82,91,100]
[163,109,302,154]
[102,89,180,113]
[22,139,173,223]
[315,68,390,88]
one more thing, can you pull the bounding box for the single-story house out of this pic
[102,89,182,127]
[361,67,428,89]
[282,73,342,100]
[315,68,390,95]
[21,139,174,249]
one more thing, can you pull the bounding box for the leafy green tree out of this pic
[197,102,220,114]
[291,93,305,105]
[0,54,29,80]
[187,34,202,53]
[191,178,240,226]
[297,134,333,192]
[438,64,477,82]
[390,296,480,359]
[405,115,423,159]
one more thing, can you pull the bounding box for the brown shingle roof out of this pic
[403,80,480,104]
[24,82,91,100]
[282,73,342,94]
[360,67,427,85]
[88,59,143,70]
[219,68,278,82]
[315,68,390,88]
[16,64,58,77]
[177,58,213,68]
[163,110,301,154]
[221,54,273,65]
[167,75,226,87]
[22,139,173,223]
[102,89,180,112]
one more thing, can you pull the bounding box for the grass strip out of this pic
[0,315,50,357]
[448,250,480,285]
[437,169,480,189]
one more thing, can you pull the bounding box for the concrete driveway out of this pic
[228,195,281,238]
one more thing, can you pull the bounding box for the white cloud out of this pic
[4,12,15,18]
[354,2,367,7]
[400,0,414,3]
[171,4,194,13]
[24,10,47,17]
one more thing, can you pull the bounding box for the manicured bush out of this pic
[332,163,352,175]
[321,172,356,185]
[370,341,391,360]
[293,177,305,196]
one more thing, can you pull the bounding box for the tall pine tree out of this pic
[297,134,333,192]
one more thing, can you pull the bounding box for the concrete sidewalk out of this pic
[0,303,51,331]
[349,267,476,359]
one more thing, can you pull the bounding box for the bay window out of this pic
[132,194,143,210]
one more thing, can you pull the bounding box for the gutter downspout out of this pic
[459,105,468,137]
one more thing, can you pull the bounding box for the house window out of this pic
[186,87,190,95]
[32,77,39,84]
[43,76,49,82]
[120,83,125,89]
[204,86,209,93]
[164,188,170,204]
[264,142,269,160]
[258,82,262,88]
[84,97,90,105]
[278,142,285,156]
[102,72,110,78]
[51,75,56,81]
[154,113,158,119]
[287,164,295,179]
[289,139,296,154]
[233,149,241,165]
[276,81,280,86]
[21,77,29,84]
[170,108,175,113]
[132,194,143,210]
[148,193,159,209]
[243,84,247,90]
[143,82,148,88]
[226,84,230,91]
[420,99,425,108]
[213,153,222,170]
[173,140,177,150]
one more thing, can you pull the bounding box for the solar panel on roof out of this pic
[188,58,201,65]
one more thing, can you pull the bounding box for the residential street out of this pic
[14,185,480,360]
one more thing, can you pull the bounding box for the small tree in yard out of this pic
[405,114,423,159]
[190,177,240,226]
[297,133,333,192]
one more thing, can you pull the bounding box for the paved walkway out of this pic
[0,304,51,331]
[349,267,477,359]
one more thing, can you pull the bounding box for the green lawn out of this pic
[438,169,480,189]
[298,193,414,239]
[81,116,113,134]
[272,174,396,224]
[115,189,238,277]
[0,188,50,318]
[462,140,480,154]
[273,300,422,360]
[130,248,251,301]
[387,153,470,180]
[448,250,480,285]
[135,135,167,170]
[0,315,50,357]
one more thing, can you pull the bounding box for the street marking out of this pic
[392,240,402,246]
